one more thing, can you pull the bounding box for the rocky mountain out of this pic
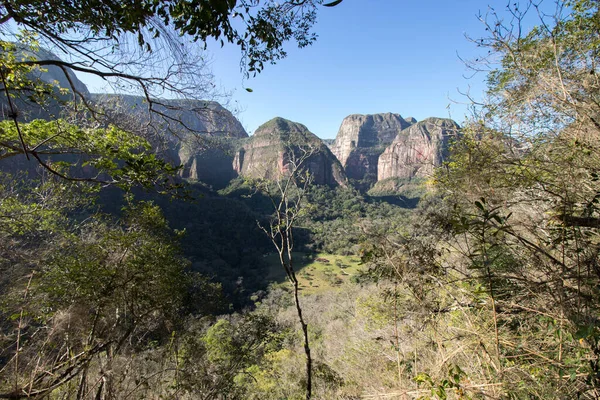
[0,46,91,121]
[3,47,463,192]
[377,117,460,181]
[91,94,248,139]
[30,47,91,99]
[0,46,249,188]
[92,94,248,188]
[329,113,414,188]
[234,117,346,186]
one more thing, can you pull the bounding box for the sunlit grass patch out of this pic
[264,252,363,294]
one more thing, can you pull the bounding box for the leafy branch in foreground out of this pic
[0,119,181,190]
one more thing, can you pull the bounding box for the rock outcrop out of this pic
[234,117,346,186]
[377,117,460,181]
[92,95,249,187]
[92,94,248,139]
[0,47,249,188]
[329,113,414,188]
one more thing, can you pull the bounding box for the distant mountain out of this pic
[91,94,248,139]
[2,46,463,192]
[0,47,248,142]
[91,94,248,188]
[0,46,90,121]
[233,117,347,186]
[329,113,414,190]
[377,117,460,181]
[0,47,251,188]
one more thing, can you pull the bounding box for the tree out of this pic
[431,0,600,396]
[256,142,317,400]
[0,189,223,399]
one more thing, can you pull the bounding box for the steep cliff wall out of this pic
[0,48,249,188]
[331,113,412,166]
[91,94,248,139]
[234,117,346,186]
[329,113,413,188]
[377,117,460,181]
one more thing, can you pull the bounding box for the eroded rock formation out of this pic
[329,113,413,187]
[234,117,346,186]
[377,117,460,181]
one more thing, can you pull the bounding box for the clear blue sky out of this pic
[207,0,495,138]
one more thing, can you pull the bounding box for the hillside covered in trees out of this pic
[2,0,600,399]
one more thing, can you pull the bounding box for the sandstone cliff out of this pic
[92,94,248,139]
[0,47,249,188]
[329,113,413,188]
[377,117,460,181]
[234,117,346,186]
[91,95,248,187]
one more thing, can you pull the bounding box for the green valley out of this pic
[2,1,600,399]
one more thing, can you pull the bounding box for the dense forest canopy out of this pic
[3,0,600,399]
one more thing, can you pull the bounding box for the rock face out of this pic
[330,113,414,187]
[234,117,346,186]
[92,95,248,187]
[0,46,250,188]
[377,117,460,181]
[30,47,91,99]
[171,138,240,188]
[92,94,248,139]
[0,46,91,121]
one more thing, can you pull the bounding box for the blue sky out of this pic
[206,0,495,138]
[76,1,504,139]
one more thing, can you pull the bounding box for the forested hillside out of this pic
[2,0,600,399]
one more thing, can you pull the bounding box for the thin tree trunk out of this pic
[292,278,312,399]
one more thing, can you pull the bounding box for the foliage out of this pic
[1,0,335,78]
[0,177,221,398]
[425,1,600,397]
[263,252,363,294]
[0,119,181,189]
[14,0,600,398]
[177,312,285,399]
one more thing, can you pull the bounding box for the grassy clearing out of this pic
[263,252,364,295]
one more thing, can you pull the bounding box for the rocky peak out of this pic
[377,117,460,181]
[234,117,346,186]
[92,94,248,140]
[329,113,414,189]
[331,113,413,166]
[255,117,307,135]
